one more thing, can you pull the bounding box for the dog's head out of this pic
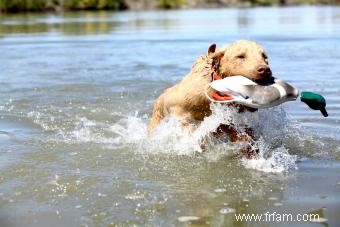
[208,40,272,81]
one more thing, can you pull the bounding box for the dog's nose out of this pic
[256,65,272,77]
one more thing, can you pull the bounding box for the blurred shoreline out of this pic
[0,0,339,14]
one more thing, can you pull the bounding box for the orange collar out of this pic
[213,71,221,81]
[210,72,233,101]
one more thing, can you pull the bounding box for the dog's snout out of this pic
[256,65,268,74]
[256,65,272,77]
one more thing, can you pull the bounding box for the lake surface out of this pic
[1,6,340,227]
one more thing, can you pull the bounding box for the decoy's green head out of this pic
[300,92,328,117]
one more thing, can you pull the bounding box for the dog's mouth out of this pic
[254,76,275,85]
[209,89,257,112]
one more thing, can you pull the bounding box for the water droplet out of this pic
[219,208,235,214]
[214,188,226,193]
[309,217,328,223]
[178,216,200,222]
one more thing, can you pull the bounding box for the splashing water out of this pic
[26,102,297,172]
[110,103,297,173]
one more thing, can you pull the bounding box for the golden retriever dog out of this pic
[148,40,272,157]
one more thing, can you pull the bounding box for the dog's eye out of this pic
[236,54,245,59]
[262,53,268,59]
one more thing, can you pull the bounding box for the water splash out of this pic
[22,101,297,172]
[110,113,148,145]
[109,103,297,172]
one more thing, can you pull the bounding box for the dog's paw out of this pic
[241,143,259,159]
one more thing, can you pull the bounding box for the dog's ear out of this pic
[208,43,216,55]
[208,43,224,69]
[210,50,224,69]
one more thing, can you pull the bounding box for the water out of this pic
[1,6,340,226]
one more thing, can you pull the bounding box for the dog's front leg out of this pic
[214,124,258,158]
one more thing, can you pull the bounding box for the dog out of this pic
[148,40,272,157]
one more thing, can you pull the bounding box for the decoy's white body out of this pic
[205,76,299,109]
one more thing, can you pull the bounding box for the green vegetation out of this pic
[0,0,46,12]
[63,0,127,10]
[158,0,186,9]
[0,0,339,13]
[247,0,279,6]
[0,0,127,12]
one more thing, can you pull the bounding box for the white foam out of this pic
[219,207,236,214]
[110,114,148,144]
[241,138,297,173]
[178,216,200,222]
[52,103,297,172]
[214,188,227,193]
[108,103,297,172]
